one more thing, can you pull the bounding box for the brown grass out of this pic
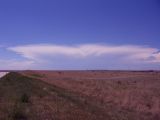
[20,70,160,120]
[0,71,160,120]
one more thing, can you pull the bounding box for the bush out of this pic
[21,93,29,103]
[11,103,27,120]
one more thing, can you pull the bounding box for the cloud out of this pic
[8,44,160,63]
[147,52,160,63]
[0,59,35,70]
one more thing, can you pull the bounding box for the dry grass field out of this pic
[0,70,160,120]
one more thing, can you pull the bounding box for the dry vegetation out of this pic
[0,71,160,120]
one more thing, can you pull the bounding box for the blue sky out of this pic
[0,0,160,70]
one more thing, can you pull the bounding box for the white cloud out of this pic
[0,59,35,70]
[8,44,160,63]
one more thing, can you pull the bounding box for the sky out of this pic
[0,0,160,70]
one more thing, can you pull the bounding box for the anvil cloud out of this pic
[8,44,160,63]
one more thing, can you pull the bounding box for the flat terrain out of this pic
[0,71,160,120]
